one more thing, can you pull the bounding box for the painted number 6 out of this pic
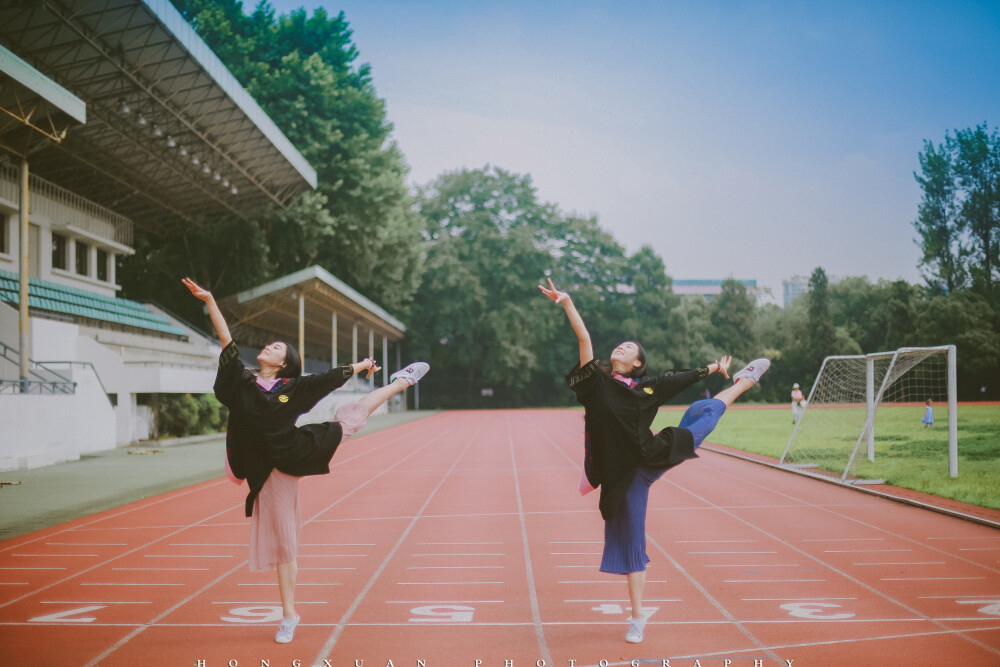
[780,602,855,620]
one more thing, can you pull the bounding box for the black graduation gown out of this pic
[214,341,356,516]
[567,358,710,520]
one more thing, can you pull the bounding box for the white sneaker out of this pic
[275,614,299,644]
[733,358,771,385]
[625,615,647,643]
[390,362,430,386]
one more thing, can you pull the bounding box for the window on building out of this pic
[96,248,109,282]
[75,239,89,276]
[52,233,68,270]
[0,215,7,255]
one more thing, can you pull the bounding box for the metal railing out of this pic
[0,340,76,394]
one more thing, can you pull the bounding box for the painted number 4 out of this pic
[780,602,855,620]
[957,600,1000,616]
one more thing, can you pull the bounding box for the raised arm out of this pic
[182,277,232,348]
[539,278,594,367]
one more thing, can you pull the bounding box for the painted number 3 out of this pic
[780,602,855,620]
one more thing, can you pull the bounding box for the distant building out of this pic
[783,275,810,308]
[672,279,759,303]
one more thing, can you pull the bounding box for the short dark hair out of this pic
[275,340,301,378]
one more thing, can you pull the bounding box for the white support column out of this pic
[947,344,958,478]
[866,355,875,462]
[382,335,388,387]
[331,311,338,369]
[368,328,375,390]
[352,320,359,390]
[18,158,29,393]
[297,293,305,369]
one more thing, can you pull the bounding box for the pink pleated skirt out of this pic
[247,402,369,571]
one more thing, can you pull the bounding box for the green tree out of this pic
[707,279,759,363]
[914,139,966,294]
[125,1,422,321]
[807,267,837,368]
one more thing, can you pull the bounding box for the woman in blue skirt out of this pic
[540,278,770,644]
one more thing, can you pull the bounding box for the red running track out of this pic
[1,409,999,666]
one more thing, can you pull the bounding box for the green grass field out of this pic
[651,404,1000,511]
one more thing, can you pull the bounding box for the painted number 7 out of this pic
[780,602,855,620]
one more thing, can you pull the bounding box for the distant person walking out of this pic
[791,383,806,424]
[540,277,770,644]
[922,398,934,428]
[183,277,428,644]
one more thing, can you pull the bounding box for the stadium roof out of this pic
[218,266,405,363]
[0,0,317,236]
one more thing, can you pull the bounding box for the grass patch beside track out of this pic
[652,403,1000,511]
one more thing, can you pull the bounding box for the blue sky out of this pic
[261,0,1000,303]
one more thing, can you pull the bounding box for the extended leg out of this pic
[627,570,646,619]
[277,560,297,619]
[358,378,409,415]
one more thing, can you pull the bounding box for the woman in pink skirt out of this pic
[183,278,429,643]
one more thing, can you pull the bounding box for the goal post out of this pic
[780,345,957,483]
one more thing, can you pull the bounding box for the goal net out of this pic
[780,345,957,483]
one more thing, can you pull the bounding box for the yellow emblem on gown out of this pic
[643,387,654,395]
[278,394,289,403]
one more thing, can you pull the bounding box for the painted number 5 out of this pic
[780,602,855,620]
[408,605,474,623]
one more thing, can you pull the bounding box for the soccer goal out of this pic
[780,345,957,483]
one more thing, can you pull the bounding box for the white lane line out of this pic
[824,549,913,553]
[81,583,185,586]
[506,414,550,666]
[418,542,502,545]
[0,567,67,570]
[565,598,682,603]
[299,567,355,571]
[406,566,504,570]
[0,583,28,586]
[853,562,946,566]
[671,465,1000,659]
[676,540,759,543]
[689,551,778,554]
[42,601,152,604]
[296,554,366,558]
[558,580,669,584]
[11,554,98,557]
[238,583,341,586]
[556,565,598,568]
[881,577,986,581]
[168,543,244,547]
[386,600,504,604]
[310,426,476,666]
[113,567,209,571]
[802,538,886,542]
[743,597,858,601]
[927,536,1000,540]
[704,564,801,568]
[550,552,602,555]
[210,601,327,604]
[396,581,503,585]
[725,579,826,583]
[548,541,603,544]
[412,553,503,557]
[143,554,234,558]
[960,547,1000,551]
[45,543,127,546]
[919,595,1000,599]
[300,543,376,547]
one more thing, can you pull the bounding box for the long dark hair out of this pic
[274,340,301,378]
[599,340,648,379]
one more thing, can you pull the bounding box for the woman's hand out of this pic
[713,355,733,379]
[352,357,381,379]
[538,277,570,305]
[182,277,214,303]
